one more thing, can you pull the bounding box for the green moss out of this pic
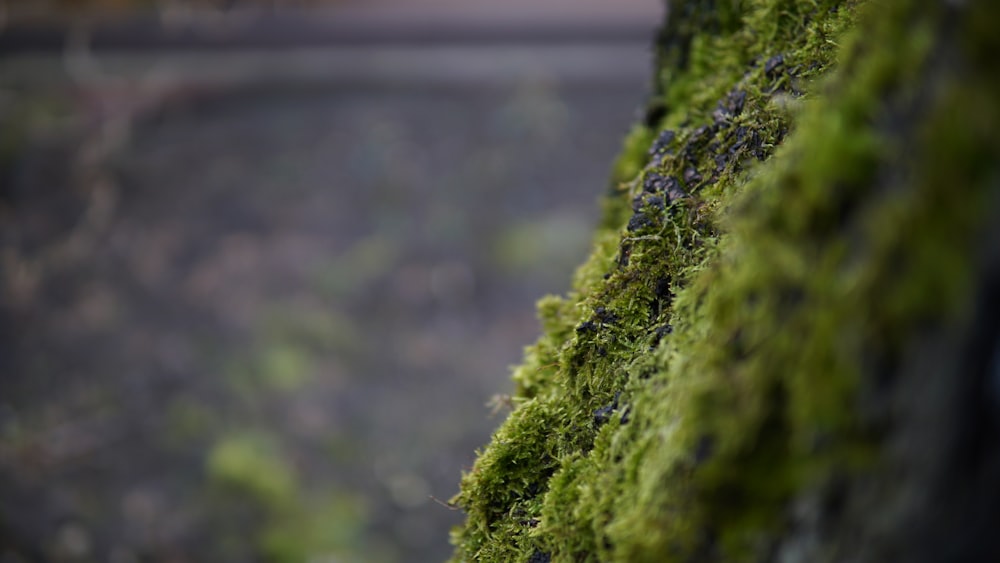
[451,0,999,560]
[262,493,372,563]
[209,432,298,512]
[611,124,656,190]
[208,431,374,562]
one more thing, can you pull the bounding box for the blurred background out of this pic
[0,1,658,561]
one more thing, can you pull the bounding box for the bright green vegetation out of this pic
[196,302,375,562]
[450,0,1000,561]
[207,431,374,562]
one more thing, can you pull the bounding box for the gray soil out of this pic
[0,30,651,562]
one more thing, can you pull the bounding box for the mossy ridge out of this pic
[451,0,856,559]
[451,0,999,560]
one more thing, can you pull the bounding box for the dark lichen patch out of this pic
[655,276,674,300]
[625,213,655,233]
[631,192,664,213]
[615,243,631,269]
[679,124,721,167]
[712,89,747,125]
[450,0,1000,560]
[593,306,619,325]
[650,324,674,350]
[593,391,622,427]
[693,434,716,465]
[764,54,786,77]
[576,307,620,335]
[618,405,632,426]
[683,167,703,189]
[648,129,677,158]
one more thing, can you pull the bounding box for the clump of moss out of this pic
[451,0,1000,560]
[208,431,374,562]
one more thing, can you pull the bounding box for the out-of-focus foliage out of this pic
[207,432,373,562]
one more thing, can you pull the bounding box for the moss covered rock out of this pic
[450,0,1000,561]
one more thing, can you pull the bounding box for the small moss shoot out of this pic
[451,0,1000,560]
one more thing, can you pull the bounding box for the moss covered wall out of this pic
[450,0,1000,561]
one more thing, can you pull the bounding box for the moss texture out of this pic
[450,0,1000,561]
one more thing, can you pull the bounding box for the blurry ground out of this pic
[0,2,658,561]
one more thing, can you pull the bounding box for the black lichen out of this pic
[764,54,785,77]
[648,129,677,157]
[626,213,655,232]
[594,392,622,427]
